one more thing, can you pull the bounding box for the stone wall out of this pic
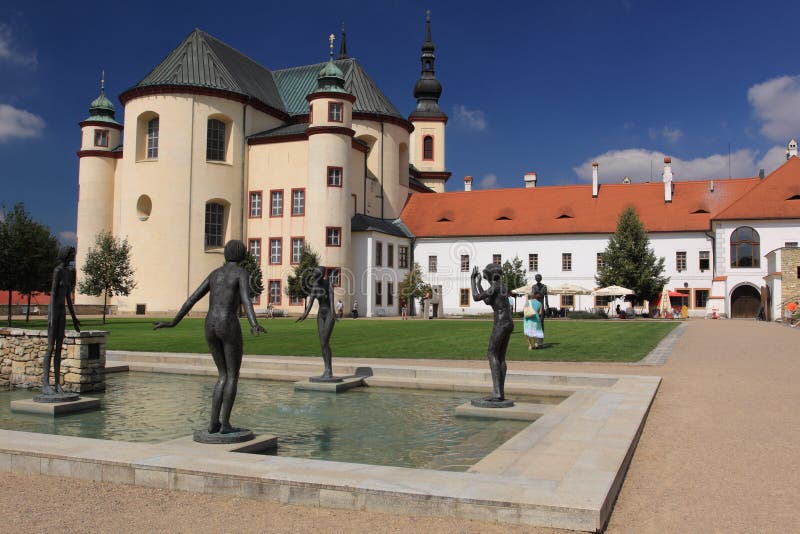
[0,304,117,317]
[0,329,108,392]
[782,248,800,302]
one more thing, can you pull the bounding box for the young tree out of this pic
[398,262,431,317]
[285,245,320,305]
[502,256,527,312]
[238,251,264,301]
[596,207,669,304]
[0,203,59,325]
[78,231,137,323]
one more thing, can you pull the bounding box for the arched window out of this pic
[146,117,159,159]
[205,202,225,247]
[206,119,226,161]
[423,135,434,160]
[730,226,760,267]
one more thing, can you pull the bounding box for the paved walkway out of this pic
[2,320,798,533]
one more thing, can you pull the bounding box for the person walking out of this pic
[524,291,544,349]
[335,299,344,320]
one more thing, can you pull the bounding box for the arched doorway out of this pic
[730,285,760,318]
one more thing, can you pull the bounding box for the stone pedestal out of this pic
[193,428,255,444]
[455,401,548,421]
[470,396,514,408]
[10,397,100,416]
[161,433,278,454]
[294,376,365,392]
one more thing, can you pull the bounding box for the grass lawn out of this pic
[8,317,679,362]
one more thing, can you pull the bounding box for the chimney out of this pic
[787,138,798,159]
[709,179,715,192]
[464,175,472,191]
[662,157,673,203]
[524,172,537,188]
[591,162,599,198]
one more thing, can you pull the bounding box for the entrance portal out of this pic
[730,285,760,318]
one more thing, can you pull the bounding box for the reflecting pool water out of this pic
[0,372,545,471]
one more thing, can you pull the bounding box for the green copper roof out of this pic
[315,59,347,93]
[90,92,114,111]
[85,90,120,125]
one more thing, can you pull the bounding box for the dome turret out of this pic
[411,10,445,118]
[316,34,347,94]
[85,71,120,125]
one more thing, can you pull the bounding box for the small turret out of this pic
[410,10,445,118]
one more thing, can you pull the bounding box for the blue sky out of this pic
[2,0,798,244]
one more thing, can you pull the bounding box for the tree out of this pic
[596,207,669,304]
[398,262,431,316]
[78,231,137,323]
[238,251,263,301]
[0,203,59,325]
[285,245,320,304]
[501,256,527,312]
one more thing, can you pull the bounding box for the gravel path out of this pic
[2,319,798,533]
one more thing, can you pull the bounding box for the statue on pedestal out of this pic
[532,273,549,328]
[38,246,81,401]
[471,264,514,408]
[296,267,341,382]
[154,240,265,443]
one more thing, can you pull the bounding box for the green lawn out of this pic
[9,317,679,362]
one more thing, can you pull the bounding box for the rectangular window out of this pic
[676,288,690,308]
[387,282,394,306]
[268,280,281,305]
[291,237,304,265]
[327,267,341,287]
[94,129,109,147]
[326,227,341,247]
[375,280,382,306]
[676,251,687,271]
[328,102,343,122]
[248,238,261,263]
[460,254,470,272]
[291,188,305,216]
[290,295,304,306]
[595,295,613,307]
[147,117,159,159]
[387,244,394,268]
[269,238,282,265]
[423,135,434,160]
[699,250,710,271]
[460,288,470,307]
[493,254,502,265]
[249,191,262,218]
[785,242,798,248]
[270,190,283,217]
[308,104,313,124]
[327,166,343,187]
[561,295,574,308]
[428,255,437,272]
[204,203,224,247]
[562,253,572,271]
[399,246,409,269]
[375,242,383,266]
[252,294,260,306]
[596,253,606,272]
[694,289,709,308]
[528,253,538,272]
[206,118,226,161]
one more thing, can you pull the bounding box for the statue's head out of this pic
[223,240,247,263]
[483,263,503,283]
[312,266,325,281]
[57,246,75,264]
[535,274,542,283]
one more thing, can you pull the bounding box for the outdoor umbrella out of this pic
[591,285,634,297]
[548,283,592,295]
[511,284,533,296]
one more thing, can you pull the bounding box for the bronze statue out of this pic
[296,266,341,382]
[471,264,514,407]
[40,246,81,397]
[154,240,265,440]
[532,273,549,328]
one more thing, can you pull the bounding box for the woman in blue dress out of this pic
[524,291,544,350]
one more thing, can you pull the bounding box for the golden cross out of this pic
[329,33,335,52]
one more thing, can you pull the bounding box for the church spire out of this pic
[337,22,349,60]
[411,9,445,117]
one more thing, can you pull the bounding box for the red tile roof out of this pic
[401,176,759,238]
[714,157,800,220]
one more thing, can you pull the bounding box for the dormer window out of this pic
[556,214,573,219]
[496,216,511,221]
[787,194,800,201]
[691,209,710,214]
[437,217,451,222]
[94,129,109,147]
[328,102,343,122]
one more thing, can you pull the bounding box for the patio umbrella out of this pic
[548,283,592,295]
[511,284,533,296]
[592,285,635,297]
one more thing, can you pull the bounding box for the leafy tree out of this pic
[501,256,527,312]
[78,231,137,323]
[596,207,669,304]
[285,245,320,304]
[238,251,263,300]
[398,262,431,316]
[0,203,59,325]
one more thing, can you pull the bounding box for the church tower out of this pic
[305,35,356,288]
[409,10,449,192]
[75,73,122,305]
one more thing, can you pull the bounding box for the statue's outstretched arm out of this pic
[296,290,317,323]
[153,277,210,329]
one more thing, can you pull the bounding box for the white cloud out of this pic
[59,231,77,246]
[662,126,683,143]
[0,104,45,141]
[0,24,37,66]
[451,104,487,131]
[756,145,788,176]
[573,148,761,183]
[748,75,800,141]
[478,173,497,189]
